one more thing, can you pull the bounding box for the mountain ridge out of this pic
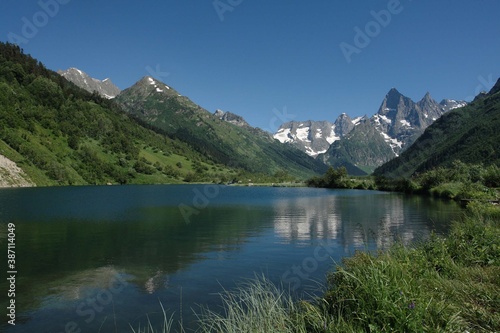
[274,89,467,174]
[374,77,500,178]
[57,67,121,99]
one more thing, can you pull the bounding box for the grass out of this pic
[132,202,499,332]
[318,202,499,332]
[196,275,309,333]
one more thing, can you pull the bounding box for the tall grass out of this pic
[196,275,310,333]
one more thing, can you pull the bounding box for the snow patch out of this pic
[400,119,411,127]
[352,117,363,126]
[380,131,402,156]
[378,114,392,124]
[326,125,340,144]
[296,127,310,142]
[304,146,316,156]
[274,128,292,143]
[449,102,466,110]
[315,128,322,139]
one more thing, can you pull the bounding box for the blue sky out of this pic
[1,0,499,131]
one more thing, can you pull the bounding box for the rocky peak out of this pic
[439,99,468,112]
[334,113,355,137]
[58,67,121,99]
[417,92,441,114]
[214,109,250,128]
[383,88,404,109]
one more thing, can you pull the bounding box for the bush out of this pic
[483,164,500,188]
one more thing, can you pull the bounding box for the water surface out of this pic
[0,185,461,332]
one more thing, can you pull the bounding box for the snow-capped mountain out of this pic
[319,89,467,174]
[273,88,467,173]
[274,115,364,157]
[58,68,121,99]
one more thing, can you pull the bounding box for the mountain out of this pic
[317,89,467,174]
[214,109,251,128]
[0,42,241,186]
[115,76,328,178]
[58,67,121,99]
[274,114,364,157]
[374,78,500,178]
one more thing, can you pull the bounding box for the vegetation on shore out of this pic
[306,160,500,203]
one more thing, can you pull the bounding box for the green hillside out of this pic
[322,120,395,175]
[0,42,239,186]
[115,77,327,178]
[374,78,500,178]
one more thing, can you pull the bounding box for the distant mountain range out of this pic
[375,78,500,178]
[59,66,472,177]
[274,89,467,175]
[2,41,498,188]
[57,68,121,99]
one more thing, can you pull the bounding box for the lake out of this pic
[0,185,461,332]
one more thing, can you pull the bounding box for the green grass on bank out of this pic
[318,202,499,333]
[132,202,499,333]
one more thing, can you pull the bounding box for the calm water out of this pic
[0,185,461,332]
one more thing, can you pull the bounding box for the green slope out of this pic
[0,42,237,186]
[115,77,327,178]
[374,78,500,178]
[322,120,395,175]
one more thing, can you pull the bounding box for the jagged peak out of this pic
[338,112,351,118]
[387,87,403,97]
[378,88,406,113]
[214,109,225,117]
[58,67,120,98]
[418,91,437,105]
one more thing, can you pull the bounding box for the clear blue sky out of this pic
[1,0,499,131]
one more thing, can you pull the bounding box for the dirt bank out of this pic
[0,154,35,188]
